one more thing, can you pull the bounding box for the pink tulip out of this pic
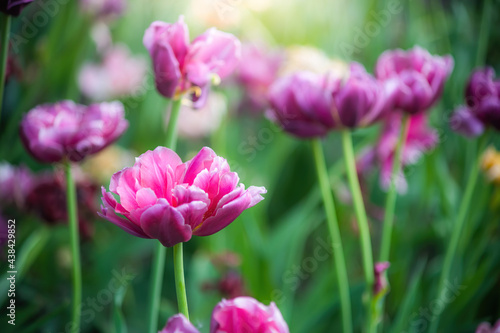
[99,147,266,247]
[210,297,289,333]
[20,100,128,163]
[475,319,500,333]
[267,71,338,138]
[236,42,283,112]
[159,314,199,333]
[376,46,453,114]
[357,113,438,193]
[0,162,34,209]
[373,262,390,296]
[79,0,126,19]
[143,16,241,108]
[78,45,147,101]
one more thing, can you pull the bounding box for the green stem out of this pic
[475,0,492,67]
[64,161,81,333]
[0,14,11,125]
[428,135,487,333]
[379,114,410,262]
[148,97,183,333]
[311,138,353,333]
[147,245,167,333]
[173,243,189,319]
[165,98,182,149]
[341,130,375,332]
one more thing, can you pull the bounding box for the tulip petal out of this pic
[140,199,192,247]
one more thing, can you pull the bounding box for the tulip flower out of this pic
[357,113,438,193]
[79,0,126,19]
[0,213,7,248]
[0,162,34,209]
[99,146,266,247]
[375,46,453,114]
[450,67,500,136]
[159,314,199,333]
[143,16,241,108]
[0,0,33,16]
[236,43,283,112]
[475,319,500,333]
[332,62,388,128]
[481,147,500,185]
[20,100,128,163]
[266,71,337,138]
[78,45,147,101]
[210,297,289,333]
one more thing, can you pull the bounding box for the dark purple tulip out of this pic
[143,16,241,108]
[159,314,199,333]
[332,62,387,128]
[20,100,128,163]
[450,67,500,137]
[0,0,33,16]
[376,46,453,114]
[266,71,338,138]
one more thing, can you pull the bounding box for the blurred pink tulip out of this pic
[78,45,147,101]
[99,147,266,247]
[143,16,241,108]
[80,0,125,19]
[20,100,128,163]
[357,113,438,193]
[376,46,453,114]
[373,261,390,296]
[159,314,199,333]
[476,319,500,333]
[236,43,283,112]
[0,162,34,209]
[210,296,289,333]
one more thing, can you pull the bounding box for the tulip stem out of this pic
[341,130,375,331]
[311,138,353,333]
[64,160,82,333]
[0,14,11,125]
[147,97,183,333]
[173,243,189,319]
[165,98,182,149]
[428,135,487,333]
[379,114,410,263]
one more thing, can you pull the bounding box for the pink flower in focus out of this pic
[79,45,147,101]
[236,42,283,112]
[376,46,453,114]
[159,314,199,333]
[476,319,500,333]
[210,296,289,333]
[143,16,241,108]
[357,113,438,193]
[99,147,266,247]
[20,100,128,163]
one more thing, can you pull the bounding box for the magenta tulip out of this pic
[376,46,453,114]
[143,16,241,108]
[210,297,289,333]
[99,147,266,247]
[451,67,500,136]
[267,71,337,138]
[20,100,128,163]
[332,62,388,128]
[373,262,390,296]
[159,314,199,333]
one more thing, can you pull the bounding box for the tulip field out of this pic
[0,0,499,332]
